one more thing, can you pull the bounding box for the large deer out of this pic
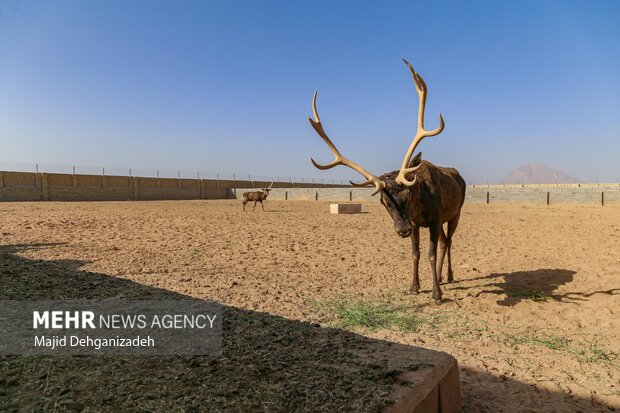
[241,182,273,211]
[308,59,465,302]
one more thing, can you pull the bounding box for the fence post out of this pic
[315,191,318,201]
[546,191,550,205]
[350,191,352,201]
[486,191,489,204]
[285,191,288,201]
[602,191,604,206]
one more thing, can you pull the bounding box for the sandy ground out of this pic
[1,200,619,412]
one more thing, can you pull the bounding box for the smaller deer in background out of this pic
[242,182,273,211]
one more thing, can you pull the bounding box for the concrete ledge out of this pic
[383,345,461,413]
[330,203,362,214]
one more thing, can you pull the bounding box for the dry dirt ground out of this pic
[1,200,619,412]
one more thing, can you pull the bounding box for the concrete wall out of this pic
[465,183,620,205]
[0,170,346,202]
[234,183,620,205]
[234,187,377,202]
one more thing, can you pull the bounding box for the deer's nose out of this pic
[397,229,411,238]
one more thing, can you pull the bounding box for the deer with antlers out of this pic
[241,182,274,211]
[308,59,465,302]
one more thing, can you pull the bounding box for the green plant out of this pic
[330,299,426,332]
[506,288,550,302]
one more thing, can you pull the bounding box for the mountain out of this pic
[498,163,581,184]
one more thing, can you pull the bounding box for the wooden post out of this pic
[285,191,288,201]
[602,191,604,206]
[315,191,318,201]
[546,192,550,205]
[486,191,489,204]
[350,190,352,201]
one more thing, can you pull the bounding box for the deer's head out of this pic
[308,59,444,238]
[262,182,274,196]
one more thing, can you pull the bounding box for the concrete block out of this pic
[330,203,362,214]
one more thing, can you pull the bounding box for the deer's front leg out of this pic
[428,223,442,303]
[410,225,421,294]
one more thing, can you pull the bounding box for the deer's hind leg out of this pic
[409,225,421,294]
[445,213,461,283]
[436,227,448,284]
[428,222,442,303]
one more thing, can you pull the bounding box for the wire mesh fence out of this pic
[0,161,352,186]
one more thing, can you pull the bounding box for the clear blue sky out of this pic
[1,0,618,183]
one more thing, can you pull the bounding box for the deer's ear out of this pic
[408,152,422,168]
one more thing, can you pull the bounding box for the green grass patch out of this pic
[506,288,551,302]
[530,335,570,351]
[327,299,426,332]
[501,333,568,350]
[499,333,617,365]
[583,342,617,364]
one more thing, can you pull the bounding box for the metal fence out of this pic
[0,161,350,186]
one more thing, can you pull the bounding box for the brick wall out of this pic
[0,171,346,202]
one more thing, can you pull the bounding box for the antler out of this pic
[268,181,274,189]
[308,92,386,195]
[396,59,445,186]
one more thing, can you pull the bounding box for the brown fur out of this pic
[242,189,271,211]
[378,155,466,302]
